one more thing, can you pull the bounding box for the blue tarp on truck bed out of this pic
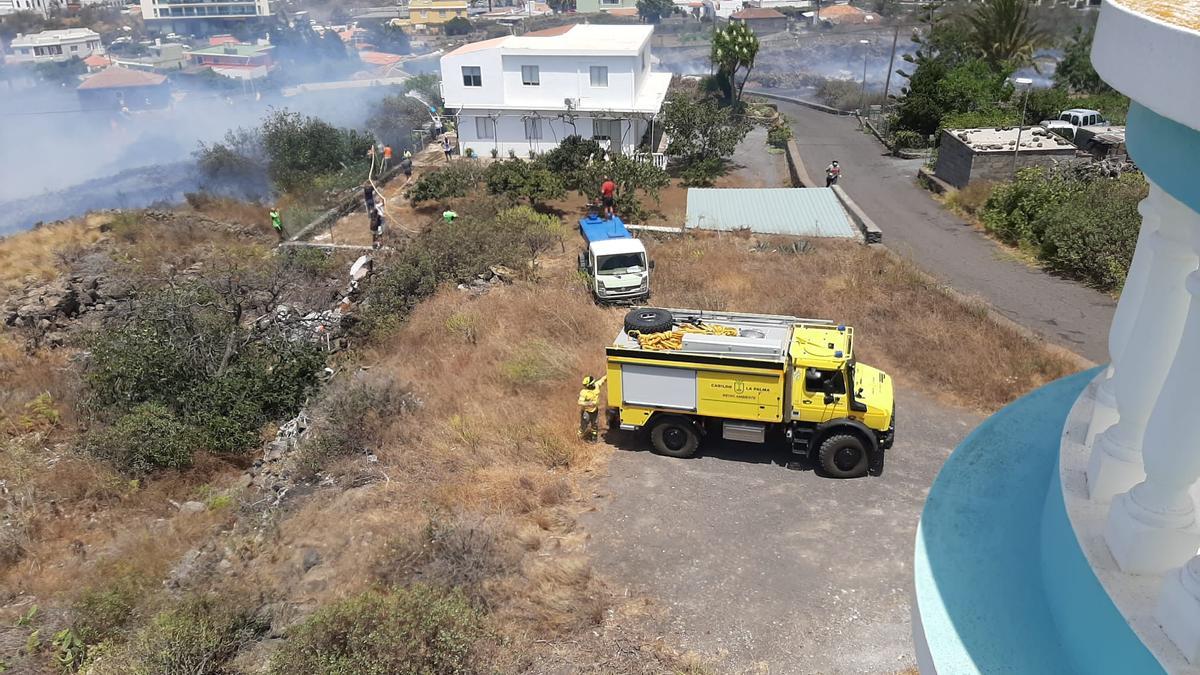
[579,215,631,244]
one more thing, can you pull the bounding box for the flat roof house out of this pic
[140,0,272,36]
[440,24,672,158]
[8,28,102,64]
[186,43,274,79]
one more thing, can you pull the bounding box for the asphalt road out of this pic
[768,99,1117,364]
[583,390,981,674]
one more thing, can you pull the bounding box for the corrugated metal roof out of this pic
[685,188,859,239]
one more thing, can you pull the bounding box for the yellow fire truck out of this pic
[605,308,895,478]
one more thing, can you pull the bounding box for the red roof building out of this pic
[731,5,788,33]
[76,67,171,109]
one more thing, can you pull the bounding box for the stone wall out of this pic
[933,132,975,189]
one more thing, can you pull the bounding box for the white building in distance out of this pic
[139,0,272,36]
[8,29,103,64]
[0,0,50,17]
[440,24,672,157]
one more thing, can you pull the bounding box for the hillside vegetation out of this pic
[0,196,1076,673]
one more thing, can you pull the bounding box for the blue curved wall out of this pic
[915,369,1161,673]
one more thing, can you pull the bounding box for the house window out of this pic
[524,118,542,140]
[593,118,622,141]
[475,116,495,139]
[521,65,539,86]
[600,0,619,5]
[462,65,482,87]
[589,66,608,87]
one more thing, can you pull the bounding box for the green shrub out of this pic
[408,164,485,205]
[269,585,491,675]
[83,275,324,469]
[890,129,928,150]
[766,124,792,149]
[1037,172,1144,290]
[940,107,1019,131]
[294,374,416,477]
[87,596,267,675]
[538,135,603,190]
[71,571,155,645]
[88,403,197,475]
[979,166,1145,291]
[484,159,565,206]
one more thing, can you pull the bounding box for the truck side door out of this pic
[792,367,848,423]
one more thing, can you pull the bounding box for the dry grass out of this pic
[649,234,1079,411]
[0,213,109,295]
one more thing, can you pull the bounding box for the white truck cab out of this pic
[583,238,651,303]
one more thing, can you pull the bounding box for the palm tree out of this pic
[965,0,1049,70]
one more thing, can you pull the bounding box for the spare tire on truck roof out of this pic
[624,308,674,335]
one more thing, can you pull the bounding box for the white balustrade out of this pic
[1086,185,1197,502]
[1085,200,1160,446]
[1105,195,1200,574]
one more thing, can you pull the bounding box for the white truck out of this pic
[577,214,652,304]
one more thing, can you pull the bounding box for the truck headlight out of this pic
[597,286,609,296]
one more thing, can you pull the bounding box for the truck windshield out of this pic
[597,253,645,275]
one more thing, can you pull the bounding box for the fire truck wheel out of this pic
[649,416,699,458]
[818,433,869,478]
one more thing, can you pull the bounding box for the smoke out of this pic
[0,61,416,234]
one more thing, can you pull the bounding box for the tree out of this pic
[484,159,566,208]
[710,22,759,104]
[539,135,604,191]
[444,16,472,36]
[661,90,752,178]
[637,0,674,23]
[368,94,431,152]
[1054,26,1110,94]
[965,0,1049,69]
[575,155,668,222]
[405,72,443,108]
[895,57,1013,137]
[366,20,411,55]
[34,56,85,86]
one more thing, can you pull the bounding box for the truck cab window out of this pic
[805,368,846,395]
[597,253,645,274]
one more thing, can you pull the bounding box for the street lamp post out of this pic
[1011,77,1034,177]
[859,39,870,118]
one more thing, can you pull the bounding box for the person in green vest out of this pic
[270,207,283,240]
[442,209,457,223]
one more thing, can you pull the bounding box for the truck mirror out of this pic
[649,260,656,269]
[824,394,837,405]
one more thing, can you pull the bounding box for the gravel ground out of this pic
[583,389,981,674]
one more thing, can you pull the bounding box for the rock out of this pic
[179,501,207,514]
[17,304,42,320]
[301,548,322,573]
[489,265,516,283]
[44,332,67,348]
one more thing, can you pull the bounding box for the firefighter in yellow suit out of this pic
[578,375,607,442]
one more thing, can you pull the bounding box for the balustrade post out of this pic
[1105,198,1200,573]
[1086,185,1196,502]
[1086,200,1159,446]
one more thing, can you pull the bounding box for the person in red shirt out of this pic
[382,145,393,172]
[600,176,617,218]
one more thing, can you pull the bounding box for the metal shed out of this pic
[685,188,860,239]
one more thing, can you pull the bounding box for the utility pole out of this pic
[858,38,870,117]
[882,23,899,102]
[1011,77,1034,177]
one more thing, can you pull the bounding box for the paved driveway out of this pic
[761,97,1116,364]
[584,390,981,674]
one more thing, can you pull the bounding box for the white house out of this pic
[139,0,272,36]
[8,29,103,64]
[440,24,672,158]
[0,0,50,17]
